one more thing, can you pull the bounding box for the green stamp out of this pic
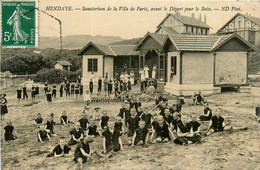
[2,1,38,47]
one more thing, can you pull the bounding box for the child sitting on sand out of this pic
[79,112,89,130]
[141,107,153,129]
[255,104,260,122]
[206,108,248,136]
[87,120,100,137]
[68,123,84,146]
[150,115,171,143]
[35,113,44,125]
[46,116,57,136]
[178,91,185,105]
[114,116,124,135]
[126,108,141,144]
[3,121,17,142]
[37,124,50,143]
[174,114,201,145]
[47,137,72,157]
[60,111,69,126]
[199,103,212,121]
[73,136,105,170]
[131,120,149,146]
[102,121,124,153]
[189,114,201,136]
[100,111,109,130]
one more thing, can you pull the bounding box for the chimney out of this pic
[191,13,194,18]
[199,14,201,21]
[204,15,207,23]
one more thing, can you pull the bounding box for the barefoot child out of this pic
[102,121,124,153]
[60,111,69,125]
[68,123,84,146]
[3,121,17,142]
[131,120,149,146]
[150,115,171,143]
[74,136,105,169]
[126,108,141,144]
[206,108,247,136]
[38,124,50,143]
[47,137,72,157]
[189,114,201,136]
[87,120,100,137]
[114,116,124,135]
[46,116,57,136]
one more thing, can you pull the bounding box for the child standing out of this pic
[71,83,75,96]
[1,94,8,120]
[46,88,52,103]
[17,87,22,102]
[75,84,80,98]
[52,84,57,98]
[3,121,17,142]
[59,83,64,98]
[98,77,102,94]
[31,85,36,100]
[22,84,28,100]
[35,85,39,98]
[89,79,94,94]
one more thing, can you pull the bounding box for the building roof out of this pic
[218,13,260,31]
[56,60,72,66]
[157,13,211,29]
[134,32,168,50]
[164,33,258,52]
[79,42,139,56]
[155,26,179,35]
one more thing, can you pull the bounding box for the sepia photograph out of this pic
[1,0,260,169]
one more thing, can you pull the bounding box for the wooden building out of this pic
[155,13,211,35]
[78,42,139,84]
[162,33,257,95]
[217,13,260,47]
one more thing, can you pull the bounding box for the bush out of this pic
[33,68,81,84]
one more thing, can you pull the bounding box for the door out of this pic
[145,50,158,78]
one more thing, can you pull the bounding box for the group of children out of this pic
[3,89,253,170]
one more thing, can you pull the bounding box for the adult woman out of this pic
[1,94,8,120]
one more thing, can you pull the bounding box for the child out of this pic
[150,115,171,143]
[192,92,198,106]
[87,120,100,137]
[93,107,101,120]
[59,83,64,98]
[79,83,84,96]
[255,104,260,122]
[60,111,69,125]
[71,83,75,96]
[22,84,28,100]
[178,91,185,105]
[174,115,201,145]
[100,111,109,129]
[46,116,57,136]
[84,90,91,106]
[163,108,173,126]
[196,91,205,105]
[199,103,212,121]
[126,108,140,144]
[114,116,124,135]
[17,87,22,102]
[131,120,149,146]
[206,108,247,136]
[141,107,153,128]
[128,78,131,92]
[68,123,84,146]
[79,113,89,130]
[44,82,48,95]
[189,114,201,136]
[172,111,182,132]
[98,77,102,94]
[3,121,17,142]
[102,121,124,153]
[89,79,94,94]
[108,79,113,95]
[35,85,39,98]
[35,113,44,125]
[31,85,36,100]
[38,124,50,143]
[46,88,52,103]
[52,84,57,98]
[74,136,105,169]
[1,94,8,120]
[75,84,80,98]
[47,137,71,157]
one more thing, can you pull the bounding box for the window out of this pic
[88,59,98,72]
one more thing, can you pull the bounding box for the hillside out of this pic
[39,35,123,49]
[109,37,142,45]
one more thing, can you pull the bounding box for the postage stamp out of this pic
[1,1,38,47]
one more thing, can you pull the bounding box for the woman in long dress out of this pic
[7,4,31,44]
[152,65,157,79]
[130,71,135,85]
[144,65,149,79]
[1,94,8,120]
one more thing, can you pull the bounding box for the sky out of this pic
[39,0,260,39]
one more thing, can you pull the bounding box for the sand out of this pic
[1,84,260,170]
